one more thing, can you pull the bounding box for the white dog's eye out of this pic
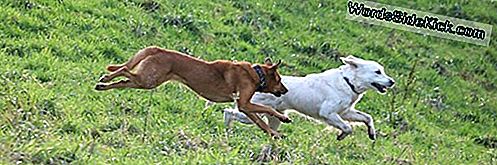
[375,70,381,74]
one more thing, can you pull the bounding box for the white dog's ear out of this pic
[340,55,359,68]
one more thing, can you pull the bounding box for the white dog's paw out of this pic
[368,128,376,140]
[337,132,351,141]
[368,133,376,140]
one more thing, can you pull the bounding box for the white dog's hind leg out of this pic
[324,113,353,141]
[341,109,376,140]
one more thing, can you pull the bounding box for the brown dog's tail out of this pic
[106,46,163,72]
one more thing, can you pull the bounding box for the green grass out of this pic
[1,0,496,164]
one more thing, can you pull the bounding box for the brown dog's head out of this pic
[260,58,288,97]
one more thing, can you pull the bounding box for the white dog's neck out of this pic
[339,65,368,94]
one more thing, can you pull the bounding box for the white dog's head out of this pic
[340,55,395,94]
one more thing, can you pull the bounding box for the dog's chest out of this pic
[320,92,362,116]
[349,94,361,106]
[337,94,362,112]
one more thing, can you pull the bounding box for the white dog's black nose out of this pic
[388,79,395,87]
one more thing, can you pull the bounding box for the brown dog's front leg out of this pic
[95,79,140,90]
[236,88,289,138]
[237,89,292,123]
[243,103,291,123]
[239,110,282,138]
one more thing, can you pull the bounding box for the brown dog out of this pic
[95,46,290,137]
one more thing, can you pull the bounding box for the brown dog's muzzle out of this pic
[272,85,288,97]
[281,86,288,94]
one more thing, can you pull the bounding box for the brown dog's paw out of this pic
[271,132,286,139]
[95,84,106,91]
[280,116,292,123]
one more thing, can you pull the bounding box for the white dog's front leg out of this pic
[266,115,282,131]
[324,113,353,140]
[223,109,282,131]
[223,92,254,127]
[223,108,254,126]
[341,109,376,140]
[204,101,214,110]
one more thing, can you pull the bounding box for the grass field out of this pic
[1,0,496,164]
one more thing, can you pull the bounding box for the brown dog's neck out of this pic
[252,65,266,92]
[240,63,268,93]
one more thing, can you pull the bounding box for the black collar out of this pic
[252,65,266,91]
[343,77,360,94]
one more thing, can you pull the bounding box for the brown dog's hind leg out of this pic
[129,57,173,89]
[106,46,164,72]
[99,66,134,83]
[97,55,173,90]
[96,66,142,90]
[95,69,169,90]
[95,79,140,90]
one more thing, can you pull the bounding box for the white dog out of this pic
[223,56,395,140]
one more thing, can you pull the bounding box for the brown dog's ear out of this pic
[269,60,281,70]
[264,57,273,65]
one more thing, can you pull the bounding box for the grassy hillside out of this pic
[1,0,496,164]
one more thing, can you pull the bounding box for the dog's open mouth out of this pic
[371,82,387,93]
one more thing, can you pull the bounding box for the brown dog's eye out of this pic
[375,70,381,74]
